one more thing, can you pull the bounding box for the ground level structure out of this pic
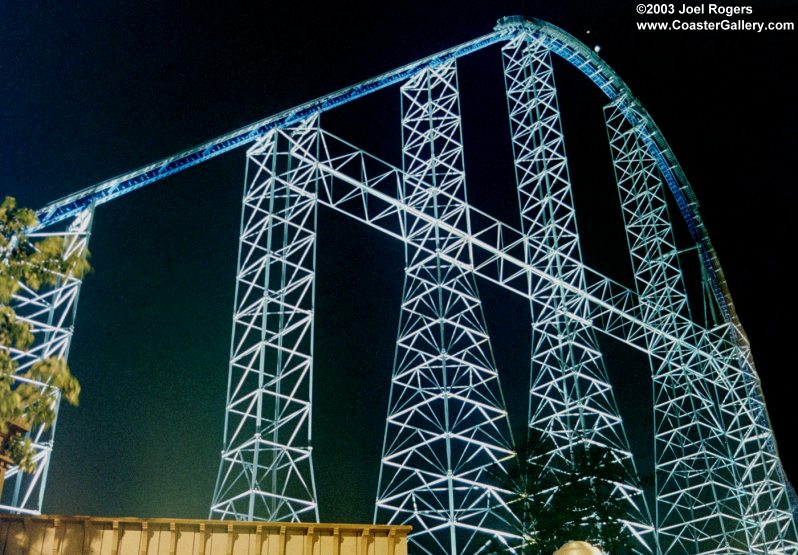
[0,515,410,555]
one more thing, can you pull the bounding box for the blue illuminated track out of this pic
[35,32,506,229]
[517,18,733,325]
[35,17,736,329]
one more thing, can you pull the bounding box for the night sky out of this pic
[2,1,796,525]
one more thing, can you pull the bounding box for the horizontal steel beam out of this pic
[277,128,735,369]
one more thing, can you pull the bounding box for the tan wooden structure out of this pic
[0,516,410,555]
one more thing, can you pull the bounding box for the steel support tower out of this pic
[14,16,798,555]
[605,98,742,553]
[502,34,653,552]
[1,208,93,514]
[210,118,321,522]
[374,61,516,554]
[605,96,797,554]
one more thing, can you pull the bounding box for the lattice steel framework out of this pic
[606,96,798,553]
[502,34,654,552]
[374,61,516,554]
[14,15,797,555]
[1,208,93,514]
[210,118,320,522]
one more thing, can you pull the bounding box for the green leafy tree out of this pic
[489,432,638,554]
[0,197,89,478]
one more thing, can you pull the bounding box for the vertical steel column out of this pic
[2,208,93,514]
[375,60,516,555]
[503,35,653,552]
[607,97,798,553]
[211,117,320,522]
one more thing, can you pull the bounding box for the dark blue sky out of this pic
[2,1,796,523]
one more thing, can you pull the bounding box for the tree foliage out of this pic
[490,432,637,554]
[0,197,89,472]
